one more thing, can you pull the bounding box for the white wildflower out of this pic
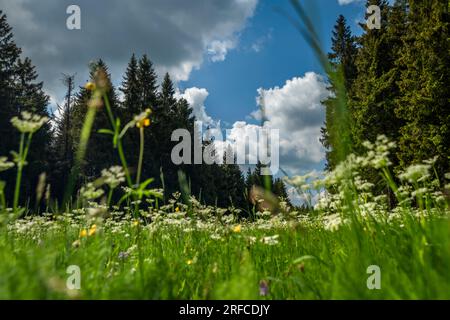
[423,156,438,165]
[260,235,280,246]
[412,188,429,198]
[362,140,374,150]
[80,183,104,200]
[0,157,14,172]
[247,236,257,245]
[101,166,125,189]
[323,213,343,232]
[398,164,431,183]
[11,111,49,133]
[210,233,223,241]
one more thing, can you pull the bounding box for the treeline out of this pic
[0,10,289,212]
[322,0,449,188]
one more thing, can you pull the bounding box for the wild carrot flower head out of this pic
[80,183,104,200]
[260,235,280,245]
[323,213,344,232]
[11,111,49,133]
[399,164,431,183]
[424,156,439,165]
[364,135,396,169]
[101,166,125,189]
[0,157,14,172]
[134,109,152,128]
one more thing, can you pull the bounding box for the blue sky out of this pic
[181,0,364,127]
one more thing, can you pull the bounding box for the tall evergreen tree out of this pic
[70,60,119,181]
[120,54,140,116]
[321,15,358,170]
[0,12,51,204]
[119,54,142,179]
[0,11,21,159]
[273,178,291,205]
[218,146,246,208]
[344,0,406,198]
[350,0,399,154]
[50,75,76,200]
[119,54,160,184]
[394,0,450,177]
[160,72,177,107]
[137,54,158,109]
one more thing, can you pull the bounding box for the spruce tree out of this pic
[321,15,358,170]
[395,0,450,177]
[219,146,246,209]
[273,178,291,206]
[71,60,119,181]
[13,57,51,199]
[50,75,76,200]
[160,73,177,107]
[350,0,399,154]
[120,54,140,116]
[0,12,51,204]
[0,11,21,159]
[137,54,158,109]
[119,54,142,177]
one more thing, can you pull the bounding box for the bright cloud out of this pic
[208,40,236,62]
[175,87,214,126]
[227,72,330,175]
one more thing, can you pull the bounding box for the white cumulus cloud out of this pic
[207,40,236,62]
[256,72,330,174]
[224,72,330,175]
[175,87,214,126]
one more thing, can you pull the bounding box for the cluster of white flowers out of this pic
[10,111,49,134]
[399,164,431,183]
[445,173,450,190]
[101,166,126,189]
[322,213,346,232]
[80,183,104,200]
[362,135,396,169]
[284,135,448,231]
[260,235,280,245]
[0,157,14,172]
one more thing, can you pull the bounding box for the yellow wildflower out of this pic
[133,220,140,227]
[186,260,193,265]
[88,224,97,236]
[84,82,96,91]
[175,207,180,212]
[135,109,152,128]
[79,229,87,238]
[233,225,242,233]
[136,118,150,128]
